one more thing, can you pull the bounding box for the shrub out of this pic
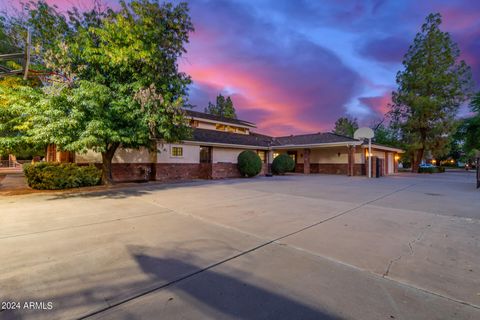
[272,154,295,175]
[237,150,262,177]
[23,162,101,190]
[417,166,445,174]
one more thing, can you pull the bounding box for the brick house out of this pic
[48,110,403,182]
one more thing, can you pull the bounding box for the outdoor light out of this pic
[395,155,400,161]
[337,152,341,157]
[450,159,454,163]
[432,159,437,164]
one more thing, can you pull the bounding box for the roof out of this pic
[361,142,404,153]
[186,129,361,149]
[272,132,358,146]
[187,128,272,148]
[185,109,256,128]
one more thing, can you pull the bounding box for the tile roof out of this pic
[185,110,256,128]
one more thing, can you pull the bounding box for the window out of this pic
[237,128,247,134]
[171,146,183,157]
[257,150,267,163]
[200,146,212,163]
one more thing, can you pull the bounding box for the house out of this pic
[48,110,403,182]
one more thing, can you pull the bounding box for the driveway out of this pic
[0,171,479,319]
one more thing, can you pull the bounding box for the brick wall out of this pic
[211,163,241,179]
[155,163,211,182]
[310,163,348,175]
[111,163,152,182]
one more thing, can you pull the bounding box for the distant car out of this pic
[419,163,436,168]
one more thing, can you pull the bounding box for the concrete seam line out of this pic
[80,182,418,318]
[271,242,480,311]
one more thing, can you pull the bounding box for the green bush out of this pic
[237,150,262,177]
[23,162,102,190]
[272,154,295,175]
[417,166,445,174]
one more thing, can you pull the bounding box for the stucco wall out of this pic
[212,147,242,163]
[75,150,102,163]
[157,143,200,164]
[310,147,349,164]
[196,122,216,130]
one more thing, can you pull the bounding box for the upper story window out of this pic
[171,146,183,157]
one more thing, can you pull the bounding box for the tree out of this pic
[5,0,194,184]
[332,116,358,138]
[390,13,474,171]
[464,93,480,151]
[204,94,237,118]
[0,76,44,156]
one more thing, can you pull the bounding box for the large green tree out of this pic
[5,0,194,184]
[462,92,480,159]
[390,13,474,171]
[204,94,237,119]
[332,116,358,138]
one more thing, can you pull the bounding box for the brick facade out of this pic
[211,163,242,179]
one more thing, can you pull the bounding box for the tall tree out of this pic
[204,94,237,119]
[5,0,194,184]
[390,13,474,171]
[332,116,358,138]
[463,92,480,155]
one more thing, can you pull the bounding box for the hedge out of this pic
[23,162,102,190]
[418,166,445,174]
[272,154,295,175]
[237,150,262,177]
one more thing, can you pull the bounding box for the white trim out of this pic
[362,144,404,153]
[271,141,361,150]
[183,140,268,150]
[190,116,256,129]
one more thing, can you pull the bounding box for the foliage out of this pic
[463,92,480,153]
[371,121,400,147]
[418,166,445,174]
[204,94,237,119]
[23,162,101,189]
[332,116,358,138]
[5,0,194,184]
[0,76,44,155]
[390,13,474,171]
[272,154,295,175]
[237,150,262,177]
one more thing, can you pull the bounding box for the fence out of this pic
[0,160,23,168]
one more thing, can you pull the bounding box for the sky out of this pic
[2,0,479,135]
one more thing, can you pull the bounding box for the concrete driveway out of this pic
[0,171,479,319]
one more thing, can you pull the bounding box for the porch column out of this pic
[394,153,399,173]
[303,148,311,174]
[385,151,389,175]
[347,145,355,176]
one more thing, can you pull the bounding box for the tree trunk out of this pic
[101,143,120,185]
[412,148,424,172]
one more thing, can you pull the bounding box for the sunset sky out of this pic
[2,0,479,135]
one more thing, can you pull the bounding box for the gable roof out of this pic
[185,110,256,128]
